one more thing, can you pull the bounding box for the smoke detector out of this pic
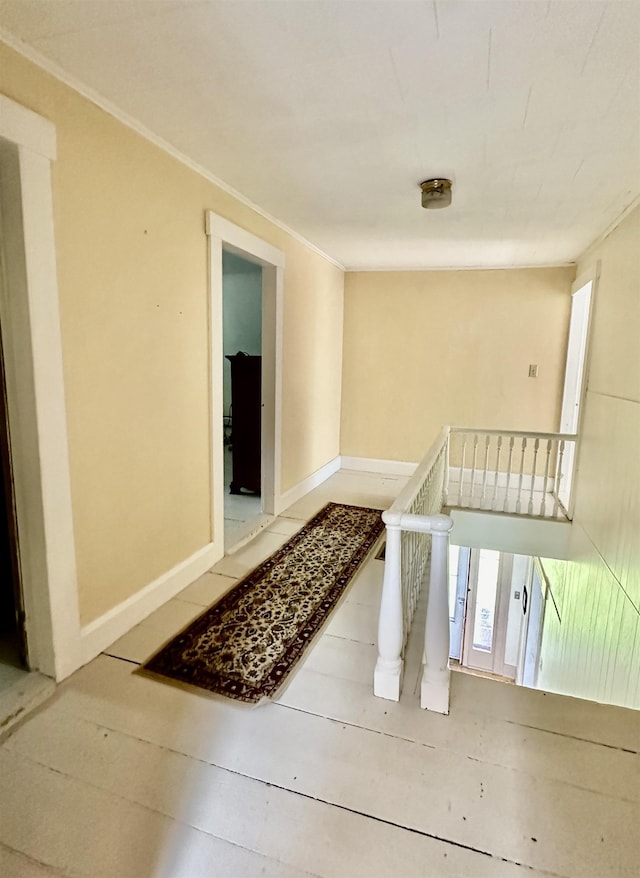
[420,178,453,209]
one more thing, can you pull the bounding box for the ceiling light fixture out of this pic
[420,178,453,209]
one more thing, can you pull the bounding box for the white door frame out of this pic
[518,560,547,688]
[557,266,598,516]
[205,212,284,556]
[461,549,514,677]
[0,95,81,680]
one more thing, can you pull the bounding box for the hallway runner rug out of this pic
[143,502,384,704]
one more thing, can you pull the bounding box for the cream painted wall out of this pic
[0,43,343,624]
[341,267,575,462]
[281,245,344,485]
[538,205,640,709]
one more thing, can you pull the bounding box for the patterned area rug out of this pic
[143,502,384,704]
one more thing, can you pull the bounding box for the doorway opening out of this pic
[449,546,546,687]
[0,156,28,688]
[206,212,284,558]
[222,251,263,546]
[0,328,27,673]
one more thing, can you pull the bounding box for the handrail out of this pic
[384,511,448,533]
[375,423,580,717]
[387,426,450,516]
[374,428,452,713]
[450,426,577,442]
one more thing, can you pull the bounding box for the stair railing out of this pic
[447,427,578,519]
[375,424,579,715]
[374,428,453,713]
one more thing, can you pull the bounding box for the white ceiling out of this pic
[1,0,639,269]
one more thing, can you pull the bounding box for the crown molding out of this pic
[578,192,640,259]
[344,262,576,273]
[0,29,344,271]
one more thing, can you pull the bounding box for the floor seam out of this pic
[271,702,639,802]
[93,656,639,801]
[4,747,324,878]
[503,719,639,754]
[6,722,563,877]
[101,653,140,666]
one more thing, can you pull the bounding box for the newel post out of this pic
[374,512,404,700]
[421,513,453,713]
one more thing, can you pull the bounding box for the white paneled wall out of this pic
[539,525,640,709]
[576,394,640,611]
[537,205,640,710]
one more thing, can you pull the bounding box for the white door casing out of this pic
[0,95,81,680]
[205,212,284,556]
[461,549,516,678]
[519,561,546,689]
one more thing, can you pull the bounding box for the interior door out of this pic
[462,549,515,678]
[557,279,593,511]
[448,545,470,661]
[520,563,546,688]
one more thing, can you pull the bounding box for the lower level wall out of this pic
[450,509,571,561]
[537,206,640,712]
[538,524,640,710]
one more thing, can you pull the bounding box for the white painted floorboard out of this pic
[1,470,639,878]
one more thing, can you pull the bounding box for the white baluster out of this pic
[374,517,404,700]
[492,435,503,510]
[481,434,490,507]
[503,436,515,512]
[421,514,453,714]
[443,433,450,506]
[516,437,527,514]
[458,435,467,506]
[528,438,540,515]
[408,531,418,623]
[553,439,565,516]
[470,435,479,505]
[401,531,409,638]
[541,438,552,517]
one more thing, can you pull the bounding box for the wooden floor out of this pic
[1,470,639,877]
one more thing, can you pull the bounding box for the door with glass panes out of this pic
[460,549,519,679]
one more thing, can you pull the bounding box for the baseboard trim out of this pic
[276,455,341,514]
[340,456,418,477]
[80,542,219,665]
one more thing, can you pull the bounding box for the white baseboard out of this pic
[80,541,220,665]
[340,456,418,477]
[276,455,341,514]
